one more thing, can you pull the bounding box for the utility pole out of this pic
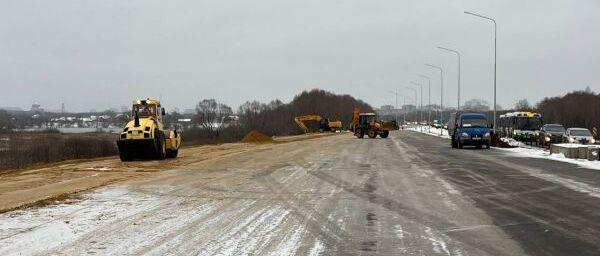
[465,10,497,132]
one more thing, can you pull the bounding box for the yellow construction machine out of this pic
[294,115,342,133]
[117,98,181,161]
[350,107,399,138]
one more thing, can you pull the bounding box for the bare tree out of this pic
[0,110,12,131]
[462,99,490,112]
[514,99,531,111]
[195,99,233,132]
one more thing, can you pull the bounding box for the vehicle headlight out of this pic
[484,132,490,137]
[568,137,575,143]
[545,136,551,142]
[591,138,596,144]
[461,132,469,137]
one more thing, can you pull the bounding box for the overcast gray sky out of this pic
[1,0,598,112]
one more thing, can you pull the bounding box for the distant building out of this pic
[380,105,394,111]
[402,104,416,111]
[120,105,129,113]
[183,109,195,115]
[30,103,44,113]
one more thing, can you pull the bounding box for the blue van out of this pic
[448,112,491,149]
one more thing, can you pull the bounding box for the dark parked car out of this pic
[538,124,566,147]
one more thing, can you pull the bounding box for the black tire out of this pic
[451,137,457,148]
[356,129,365,139]
[166,149,178,158]
[380,130,389,138]
[458,141,463,149]
[476,144,483,149]
[155,131,166,160]
[367,130,377,138]
[485,144,491,149]
[119,150,133,162]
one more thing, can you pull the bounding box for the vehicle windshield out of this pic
[461,118,487,128]
[516,117,542,130]
[132,104,157,118]
[570,129,592,136]
[545,125,565,133]
[360,115,376,124]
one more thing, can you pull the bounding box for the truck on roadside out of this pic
[449,112,491,149]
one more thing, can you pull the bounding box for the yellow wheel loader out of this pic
[350,107,399,139]
[117,99,181,161]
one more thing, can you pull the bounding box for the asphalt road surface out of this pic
[2,130,600,255]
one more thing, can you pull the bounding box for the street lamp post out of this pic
[386,90,399,124]
[405,86,417,124]
[437,46,461,111]
[402,95,408,124]
[465,10,497,133]
[410,81,423,130]
[425,64,444,135]
[417,74,432,133]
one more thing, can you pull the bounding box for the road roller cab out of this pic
[117,99,181,161]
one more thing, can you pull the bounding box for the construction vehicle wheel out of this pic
[166,149,179,158]
[356,129,365,138]
[367,130,377,138]
[119,151,133,162]
[156,131,166,160]
[379,131,389,138]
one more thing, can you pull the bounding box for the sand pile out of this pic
[241,130,274,143]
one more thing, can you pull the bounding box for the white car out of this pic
[563,128,596,144]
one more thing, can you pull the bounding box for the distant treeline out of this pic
[537,90,600,130]
[377,89,600,131]
[0,133,117,170]
[184,89,373,144]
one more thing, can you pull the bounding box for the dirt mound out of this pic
[241,130,274,143]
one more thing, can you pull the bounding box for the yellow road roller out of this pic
[117,98,181,161]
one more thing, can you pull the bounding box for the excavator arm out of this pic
[294,115,325,133]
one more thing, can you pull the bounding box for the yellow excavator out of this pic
[294,115,342,133]
[350,107,399,138]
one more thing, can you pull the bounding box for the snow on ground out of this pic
[406,126,450,139]
[500,137,525,147]
[406,125,600,170]
[498,146,600,171]
[0,188,161,255]
[0,185,310,256]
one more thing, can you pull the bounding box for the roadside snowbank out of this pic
[498,146,600,171]
[408,126,600,170]
[406,126,450,139]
